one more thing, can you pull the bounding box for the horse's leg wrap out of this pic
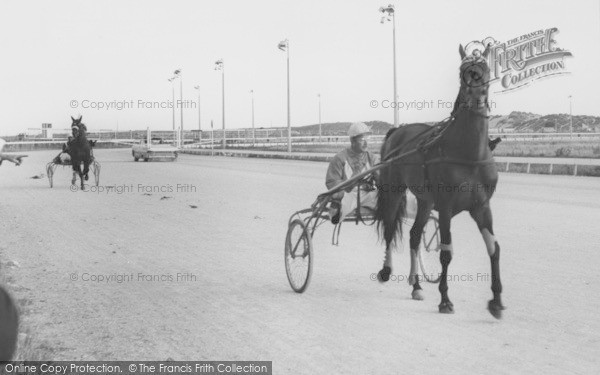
[440,243,453,256]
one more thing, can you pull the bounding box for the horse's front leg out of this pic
[438,209,454,314]
[71,163,85,190]
[408,199,434,300]
[71,166,77,186]
[470,204,505,319]
[83,162,90,181]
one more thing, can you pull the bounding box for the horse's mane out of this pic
[384,127,399,140]
[380,128,400,159]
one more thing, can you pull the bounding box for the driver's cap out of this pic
[348,122,372,138]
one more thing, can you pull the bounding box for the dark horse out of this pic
[375,44,505,319]
[69,116,92,190]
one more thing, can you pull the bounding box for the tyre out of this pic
[284,219,313,293]
[419,215,442,283]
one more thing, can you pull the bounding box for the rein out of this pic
[313,94,493,207]
[425,157,495,166]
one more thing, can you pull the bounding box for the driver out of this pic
[53,130,76,164]
[325,123,379,224]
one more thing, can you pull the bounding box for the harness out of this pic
[314,105,496,223]
[382,108,494,165]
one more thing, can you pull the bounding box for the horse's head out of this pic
[457,43,491,114]
[70,115,87,139]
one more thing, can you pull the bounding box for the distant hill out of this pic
[489,111,600,133]
[292,112,600,136]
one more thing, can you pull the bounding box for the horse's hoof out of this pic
[411,288,424,301]
[488,300,505,320]
[438,301,454,314]
[377,266,391,283]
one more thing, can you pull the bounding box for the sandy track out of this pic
[1,149,599,374]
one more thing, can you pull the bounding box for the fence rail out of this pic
[6,128,600,143]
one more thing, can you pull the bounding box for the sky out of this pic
[0,0,599,135]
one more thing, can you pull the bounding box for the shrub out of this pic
[555,147,571,157]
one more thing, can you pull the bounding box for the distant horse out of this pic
[68,116,92,190]
[0,286,18,361]
[375,44,505,319]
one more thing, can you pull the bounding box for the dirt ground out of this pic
[0,149,599,374]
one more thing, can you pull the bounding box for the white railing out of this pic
[182,132,600,150]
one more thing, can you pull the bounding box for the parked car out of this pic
[132,138,178,162]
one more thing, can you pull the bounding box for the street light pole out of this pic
[194,85,201,140]
[215,60,225,149]
[177,70,184,132]
[569,95,573,139]
[318,93,322,141]
[380,4,399,127]
[250,89,255,147]
[279,39,291,153]
[173,69,184,145]
[168,76,176,131]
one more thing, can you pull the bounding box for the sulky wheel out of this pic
[419,215,442,283]
[284,219,313,293]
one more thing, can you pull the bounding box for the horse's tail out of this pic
[375,127,406,247]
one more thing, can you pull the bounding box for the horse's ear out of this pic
[459,44,467,60]
[482,43,491,58]
[71,116,75,122]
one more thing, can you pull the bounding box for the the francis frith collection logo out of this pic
[466,28,573,93]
